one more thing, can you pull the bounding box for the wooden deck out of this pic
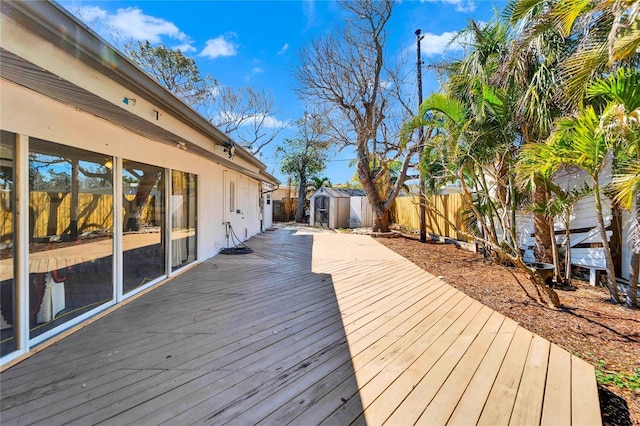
[0,227,601,425]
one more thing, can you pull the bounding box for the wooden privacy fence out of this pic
[0,192,159,242]
[272,198,297,222]
[391,194,470,241]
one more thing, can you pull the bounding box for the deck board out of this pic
[0,227,601,425]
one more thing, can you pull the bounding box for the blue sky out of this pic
[59,0,506,185]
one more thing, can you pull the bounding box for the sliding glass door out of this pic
[122,161,165,294]
[171,170,197,272]
[28,139,114,341]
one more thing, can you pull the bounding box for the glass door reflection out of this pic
[122,161,165,294]
[171,170,196,271]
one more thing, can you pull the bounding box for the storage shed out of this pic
[310,188,374,229]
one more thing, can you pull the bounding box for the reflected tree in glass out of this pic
[28,139,114,340]
[122,161,165,293]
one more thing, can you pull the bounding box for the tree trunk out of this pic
[626,191,639,308]
[70,159,79,241]
[594,186,620,303]
[564,214,572,285]
[357,151,390,232]
[126,171,160,231]
[533,178,552,262]
[549,220,560,283]
[512,256,561,308]
[627,252,639,308]
[373,209,391,233]
[295,175,306,223]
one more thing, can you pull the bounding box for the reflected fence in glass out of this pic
[28,139,114,341]
[1,137,197,357]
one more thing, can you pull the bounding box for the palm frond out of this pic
[549,0,592,36]
[559,45,609,107]
[612,161,640,209]
[419,93,468,125]
[586,67,640,111]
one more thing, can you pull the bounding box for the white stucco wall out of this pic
[262,191,273,230]
[0,79,263,260]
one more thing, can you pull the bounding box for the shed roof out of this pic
[314,188,367,198]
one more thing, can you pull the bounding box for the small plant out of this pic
[595,360,640,391]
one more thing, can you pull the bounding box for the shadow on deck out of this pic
[0,227,601,425]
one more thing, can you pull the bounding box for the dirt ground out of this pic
[377,235,640,426]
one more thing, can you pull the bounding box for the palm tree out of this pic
[403,89,562,307]
[306,176,331,197]
[504,0,574,262]
[518,143,593,285]
[507,0,640,106]
[588,68,640,307]
[545,107,621,302]
[434,19,525,250]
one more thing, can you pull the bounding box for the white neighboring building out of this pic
[517,158,638,286]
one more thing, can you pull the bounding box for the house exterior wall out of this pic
[272,186,299,201]
[0,2,277,364]
[516,161,637,283]
[262,191,274,230]
[0,80,265,259]
[0,78,270,365]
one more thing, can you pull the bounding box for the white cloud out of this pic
[73,5,191,45]
[259,115,290,129]
[277,43,290,55]
[75,5,107,23]
[173,43,197,53]
[213,111,290,129]
[420,31,464,56]
[302,0,317,32]
[251,67,264,75]
[199,35,238,59]
[420,0,476,13]
[108,7,188,43]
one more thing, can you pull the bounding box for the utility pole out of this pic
[416,29,427,243]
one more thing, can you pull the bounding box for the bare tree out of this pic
[277,113,334,222]
[124,41,286,155]
[204,85,288,156]
[293,0,418,232]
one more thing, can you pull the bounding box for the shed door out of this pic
[314,195,330,228]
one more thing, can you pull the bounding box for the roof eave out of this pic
[2,0,269,174]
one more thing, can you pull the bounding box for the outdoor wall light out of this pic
[122,97,136,106]
[223,143,235,159]
[176,142,187,151]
